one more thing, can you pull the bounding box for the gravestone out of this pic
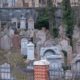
[9,28,14,38]
[76,40,80,54]
[12,34,20,49]
[40,46,62,59]
[11,18,18,29]
[20,16,26,30]
[60,38,69,51]
[27,42,35,60]
[36,28,46,45]
[28,17,34,30]
[47,55,64,79]
[47,55,64,69]
[1,35,11,50]
[21,38,28,55]
[0,63,11,80]
[72,54,80,72]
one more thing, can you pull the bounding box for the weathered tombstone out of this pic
[12,32,20,49]
[40,46,62,59]
[65,70,72,80]
[60,38,69,51]
[36,27,46,45]
[76,40,80,54]
[11,18,18,29]
[47,55,64,79]
[21,38,28,55]
[20,16,26,30]
[9,28,14,38]
[73,25,80,53]
[27,42,35,60]
[0,35,11,50]
[73,25,79,39]
[28,17,34,30]
[72,54,80,72]
[0,63,11,80]
[59,24,65,37]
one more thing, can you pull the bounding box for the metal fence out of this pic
[0,65,80,80]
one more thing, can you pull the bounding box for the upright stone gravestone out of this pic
[36,27,46,45]
[21,38,28,56]
[0,35,11,50]
[60,38,69,51]
[0,63,11,80]
[12,33,20,49]
[11,18,18,29]
[20,16,26,30]
[27,42,35,60]
[28,17,34,30]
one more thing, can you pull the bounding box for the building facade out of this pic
[0,0,79,8]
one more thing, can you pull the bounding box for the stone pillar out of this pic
[34,60,49,80]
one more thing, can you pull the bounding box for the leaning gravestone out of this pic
[28,17,34,30]
[21,38,28,56]
[0,63,11,80]
[27,42,35,60]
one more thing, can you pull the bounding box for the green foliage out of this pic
[53,27,59,38]
[6,52,27,80]
[35,8,49,29]
[62,0,74,46]
[36,0,59,38]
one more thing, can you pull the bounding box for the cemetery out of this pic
[0,0,80,80]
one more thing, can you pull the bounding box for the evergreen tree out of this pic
[47,0,55,36]
[62,0,74,46]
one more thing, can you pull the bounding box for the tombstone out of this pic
[73,25,79,39]
[27,42,35,60]
[9,28,14,38]
[19,29,25,37]
[28,17,34,30]
[59,25,65,37]
[11,18,18,29]
[36,28,46,45]
[0,35,11,50]
[0,63,11,80]
[40,46,62,59]
[21,38,28,55]
[72,54,80,72]
[12,33,20,49]
[20,16,26,30]
[65,70,72,80]
[67,46,72,64]
[44,39,55,47]
[47,55,64,79]
[60,38,69,51]
[76,40,80,54]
